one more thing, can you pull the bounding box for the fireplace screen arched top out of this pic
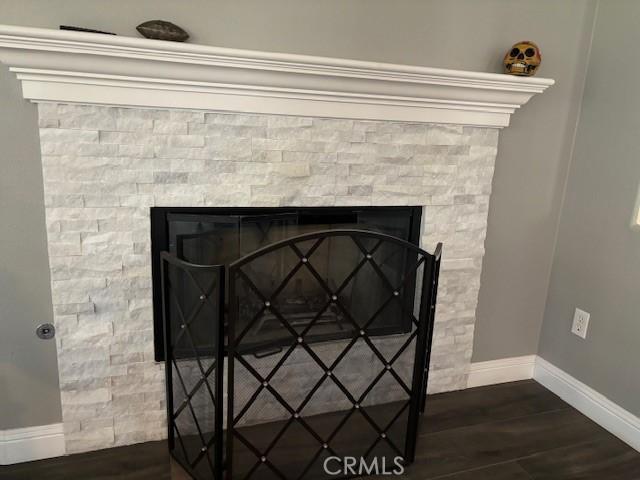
[229,228,434,352]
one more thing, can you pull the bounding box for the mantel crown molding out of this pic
[0,24,554,127]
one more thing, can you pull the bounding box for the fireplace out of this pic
[0,24,552,455]
[151,206,422,360]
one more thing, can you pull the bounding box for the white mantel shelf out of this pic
[0,24,554,128]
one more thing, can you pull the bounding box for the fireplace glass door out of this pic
[152,207,422,360]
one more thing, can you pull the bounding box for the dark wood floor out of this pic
[3,380,639,479]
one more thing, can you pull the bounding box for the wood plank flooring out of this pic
[2,380,639,479]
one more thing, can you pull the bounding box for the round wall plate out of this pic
[36,323,56,339]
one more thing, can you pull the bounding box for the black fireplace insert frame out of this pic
[152,206,423,361]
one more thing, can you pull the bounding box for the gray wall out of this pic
[0,0,595,429]
[539,0,640,417]
[0,64,63,429]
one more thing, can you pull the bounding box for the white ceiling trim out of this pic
[0,24,554,127]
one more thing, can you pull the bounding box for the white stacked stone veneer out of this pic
[38,103,498,453]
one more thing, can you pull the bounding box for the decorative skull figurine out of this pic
[503,41,541,76]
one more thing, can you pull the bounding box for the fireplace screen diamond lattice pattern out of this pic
[162,229,441,479]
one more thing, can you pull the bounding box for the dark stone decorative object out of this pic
[60,25,116,35]
[136,20,189,42]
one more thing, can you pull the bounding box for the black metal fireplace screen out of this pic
[161,229,442,480]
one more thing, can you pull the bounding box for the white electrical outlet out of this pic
[571,308,590,339]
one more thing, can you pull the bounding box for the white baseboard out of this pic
[0,423,65,465]
[467,355,536,388]
[468,355,640,452]
[534,357,640,452]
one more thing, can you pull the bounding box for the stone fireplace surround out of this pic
[0,25,552,454]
